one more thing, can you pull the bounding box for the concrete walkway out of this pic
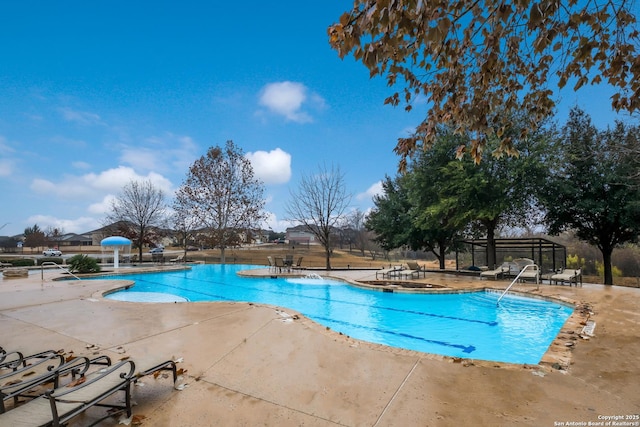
[1,267,639,426]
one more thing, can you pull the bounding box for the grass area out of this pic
[183,244,388,269]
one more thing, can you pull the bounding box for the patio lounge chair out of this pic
[406,261,427,278]
[550,268,582,286]
[517,264,540,283]
[375,266,401,279]
[0,347,25,368]
[398,268,420,279]
[267,256,275,272]
[0,352,102,413]
[2,358,177,426]
[0,359,137,426]
[170,254,184,263]
[479,263,510,280]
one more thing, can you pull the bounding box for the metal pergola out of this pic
[456,237,566,273]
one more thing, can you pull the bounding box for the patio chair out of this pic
[375,266,401,279]
[1,349,62,371]
[550,268,582,286]
[170,254,184,263]
[398,267,420,279]
[0,358,178,426]
[284,254,294,270]
[0,352,96,413]
[274,257,286,273]
[292,256,304,271]
[0,347,25,369]
[517,264,540,283]
[406,261,426,278]
[479,263,510,280]
[0,359,136,425]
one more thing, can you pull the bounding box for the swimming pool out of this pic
[103,264,573,364]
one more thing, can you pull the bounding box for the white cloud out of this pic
[258,81,325,123]
[0,159,13,177]
[357,181,383,201]
[25,214,100,234]
[88,194,117,215]
[263,211,294,233]
[120,133,198,174]
[30,166,174,199]
[0,136,16,176]
[245,148,292,185]
[58,107,104,126]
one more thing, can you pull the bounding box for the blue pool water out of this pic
[103,264,573,364]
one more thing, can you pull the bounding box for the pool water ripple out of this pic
[103,264,573,364]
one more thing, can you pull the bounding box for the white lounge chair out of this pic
[406,261,427,278]
[550,268,582,286]
[517,264,540,283]
[480,263,510,280]
[170,254,184,263]
[375,266,402,279]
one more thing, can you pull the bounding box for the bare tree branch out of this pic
[285,164,352,270]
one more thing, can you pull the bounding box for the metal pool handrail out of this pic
[41,261,81,281]
[496,264,538,305]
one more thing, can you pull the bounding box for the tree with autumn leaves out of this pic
[329,0,639,168]
[175,141,267,263]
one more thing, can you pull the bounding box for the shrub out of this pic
[14,258,37,266]
[67,255,101,274]
[1,258,36,267]
[565,254,585,269]
[37,257,64,266]
[595,261,622,278]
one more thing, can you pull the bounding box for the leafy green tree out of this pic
[438,118,550,267]
[540,108,640,285]
[329,0,639,168]
[24,224,45,251]
[366,175,416,254]
[175,141,267,263]
[404,131,469,268]
[368,122,549,269]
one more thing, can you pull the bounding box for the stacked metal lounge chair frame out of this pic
[0,349,177,427]
[1,350,111,414]
[375,266,402,279]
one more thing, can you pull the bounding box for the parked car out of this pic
[149,247,164,254]
[43,249,62,256]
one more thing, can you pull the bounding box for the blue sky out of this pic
[0,1,633,237]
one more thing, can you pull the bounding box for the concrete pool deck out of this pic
[1,267,639,426]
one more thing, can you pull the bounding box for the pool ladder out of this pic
[496,264,539,305]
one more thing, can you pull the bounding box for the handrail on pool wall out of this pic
[41,261,81,281]
[497,264,539,305]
